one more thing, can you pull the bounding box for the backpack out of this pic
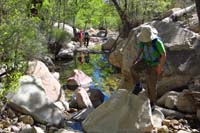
[152,38,161,57]
[142,37,163,63]
[78,31,83,38]
[84,32,89,38]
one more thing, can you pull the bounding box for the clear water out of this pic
[55,49,120,98]
[55,50,120,131]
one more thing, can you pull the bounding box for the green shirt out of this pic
[139,39,166,67]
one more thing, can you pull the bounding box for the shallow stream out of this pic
[54,46,120,99]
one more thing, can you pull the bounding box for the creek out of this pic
[54,46,120,131]
[54,45,120,99]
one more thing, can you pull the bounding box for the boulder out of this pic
[74,87,93,109]
[188,14,200,33]
[56,48,74,60]
[102,38,115,51]
[109,20,200,95]
[20,124,33,133]
[88,28,98,36]
[165,95,179,110]
[42,56,55,69]
[82,89,163,132]
[19,115,34,125]
[33,126,45,133]
[67,69,92,89]
[177,90,200,113]
[63,41,76,50]
[152,21,200,96]
[88,89,104,108]
[8,75,64,125]
[188,75,200,91]
[27,60,65,102]
[109,37,128,68]
[120,27,140,90]
[56,41,79,60]
[53,23,74,37]
[55,129,80,133]
[51,72,60,80]
[71,108,94,122]
[157,91,180,109]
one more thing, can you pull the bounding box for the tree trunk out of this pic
[111,0,133,38]
[195,0,200,26]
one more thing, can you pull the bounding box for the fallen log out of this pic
[74,48,110,54]
[162,4,196,22]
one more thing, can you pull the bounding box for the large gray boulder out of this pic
[108,38,127,68]
[152,21,200,96]
[157,90,200,117]
[176,89,200,113]
[82,89,164,132]
[56,48,74,60]
[157,91,180,109]
[53,23,74,37]
[102,38,116,51]
[8,75,64,125]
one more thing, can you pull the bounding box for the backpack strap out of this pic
[152,38,161,57]
[151,38,161,62]
[142,38,162,63]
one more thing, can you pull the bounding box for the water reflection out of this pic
[59,50,119,97]
[59,51,119,131]
[77,52,90,64]
[75,51,117,94]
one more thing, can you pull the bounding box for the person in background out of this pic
[78,30,84,47]
[84,30,90,48]
[131,24,166,111]
[78,52,84,64]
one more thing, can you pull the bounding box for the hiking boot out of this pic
[150,102,155,112]
[151,105,155,112]
[132,82,142,95]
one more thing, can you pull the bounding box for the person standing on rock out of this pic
[131,24,166,110]
[84,30,90,48]
[78,30,84,47]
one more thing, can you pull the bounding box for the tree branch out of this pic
[124,0,127,10]
[111,0,124,17]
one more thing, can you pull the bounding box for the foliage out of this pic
[111,0,173,22]
[76,0,120,29]
[0,71,23,99]
[0,0,174,98]
[49,28,72,43]
[109,0,173,37]
[0,0,48,96]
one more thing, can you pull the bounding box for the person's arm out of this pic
[156,51,166,75]
[155,39,166,75]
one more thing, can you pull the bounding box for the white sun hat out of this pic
[137,24,158,43]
